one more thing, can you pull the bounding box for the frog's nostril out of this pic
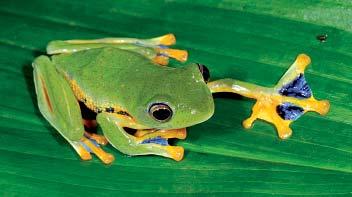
[197,63,210,83]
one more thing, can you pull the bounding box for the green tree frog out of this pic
[33,34,330,164]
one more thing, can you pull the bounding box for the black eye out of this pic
[197,63,210,82]
[149,103,173,122]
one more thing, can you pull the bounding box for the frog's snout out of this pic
[197,63,210,83]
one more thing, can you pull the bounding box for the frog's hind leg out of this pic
[62,33,176,47]
[33,56,114,164]
[46,34,188,66]
[208,54,330,139]
[97,113,184,161]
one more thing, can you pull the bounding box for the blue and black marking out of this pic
[279,74,312,99]
[141,136,169,146]
[276,102,304,120]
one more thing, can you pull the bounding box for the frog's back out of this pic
[51,47,175,112]
[53,47,151,78]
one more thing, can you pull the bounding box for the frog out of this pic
[32,34,330,164]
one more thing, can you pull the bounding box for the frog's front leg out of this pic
[208,54,330,139]
[33,56,114,164]
[46,34,187,66]
[97,113,184,161]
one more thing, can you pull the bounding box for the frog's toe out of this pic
[243,93,329,139]
[71,142,93,161]
[84,132,109,145]
[152,55,169,66]
[278,127,293,139]
[152,48,188,66]
[166,146,184,161]
[138,139,185,161]
[157,48,188,62]
[160,128,187,140]
[150,33,176,46]
[174,128,187,140]
[72,137,115,164]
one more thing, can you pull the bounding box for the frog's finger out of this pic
[84,132,109,146]
[135,128,187,141]
[71,141,92,161]
[207,54,330,139]
[80,137,115,164]
[97,113,185,161]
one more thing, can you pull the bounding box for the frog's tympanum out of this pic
[33,34,330,164]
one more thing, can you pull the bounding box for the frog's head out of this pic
[132,63,215,130]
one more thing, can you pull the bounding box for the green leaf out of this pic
[0,0,351,196]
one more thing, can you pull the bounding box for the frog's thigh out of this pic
[33,56,90,157]
[97,113,184,161]
[33,56,83,140]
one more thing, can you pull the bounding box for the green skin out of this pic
[33,34,329,164]
[33,36,216,163]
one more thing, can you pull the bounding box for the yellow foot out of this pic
[84,132,108,145]
[76,137,115,164]
[166,146,184,161]
[241,54,330,139]
[208,54,330,139]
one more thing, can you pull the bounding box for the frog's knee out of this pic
[32,55,51,68]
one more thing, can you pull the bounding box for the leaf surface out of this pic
[0,0,351,196]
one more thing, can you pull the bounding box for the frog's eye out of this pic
[197,63,210,83]
[148,103,173,122]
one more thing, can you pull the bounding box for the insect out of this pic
[33,34,330,164]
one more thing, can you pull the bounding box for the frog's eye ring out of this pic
[197,63,210,83]
[149,103,173,122]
